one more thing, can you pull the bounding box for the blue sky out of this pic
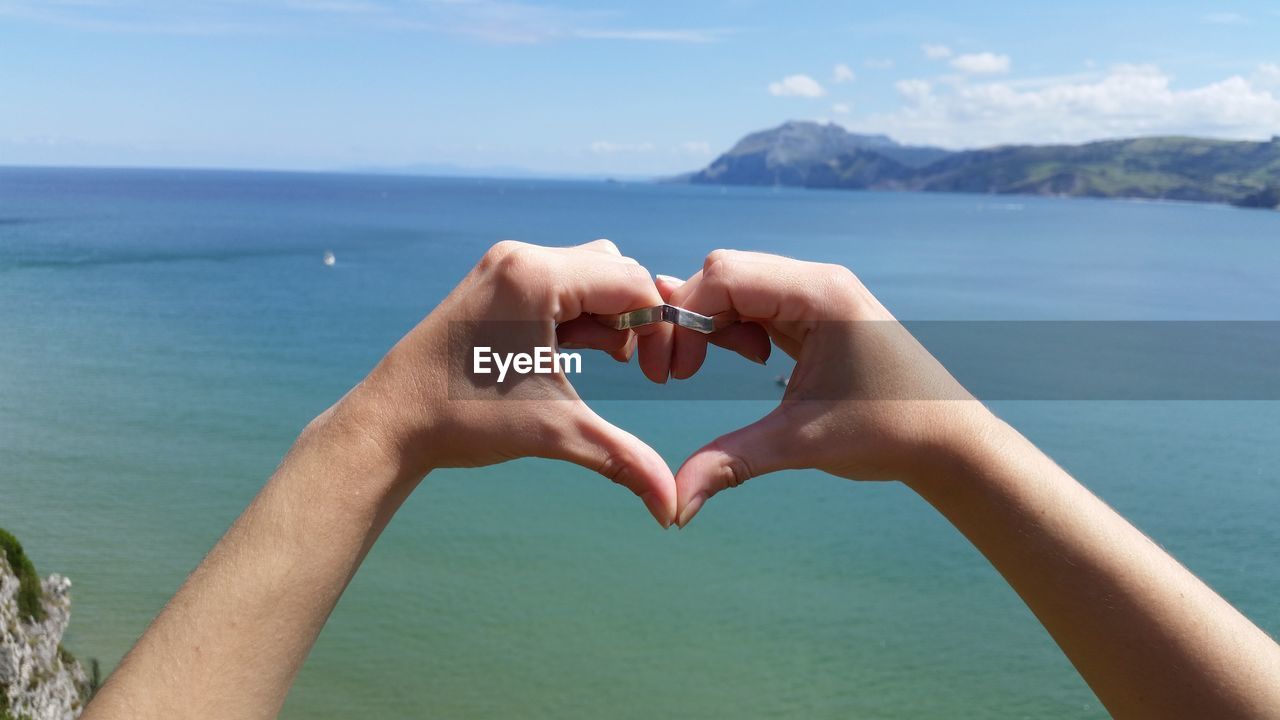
[2,0,1279,175]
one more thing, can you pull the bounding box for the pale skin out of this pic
[82,243,1280,719]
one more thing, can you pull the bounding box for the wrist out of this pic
[901,402,1017,497]
[301,386,430,498]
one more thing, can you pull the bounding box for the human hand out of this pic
[658,250,995,526]
[339,239,680,526]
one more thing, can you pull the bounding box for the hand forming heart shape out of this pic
[352,239,982,529]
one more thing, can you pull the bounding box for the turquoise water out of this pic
[2,168,1278,718]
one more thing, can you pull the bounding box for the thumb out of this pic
[552,403,678,528]
[674,406,797,527]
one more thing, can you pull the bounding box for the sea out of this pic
[1,167,1278,718]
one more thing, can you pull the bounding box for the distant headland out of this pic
[672,121,1280,210]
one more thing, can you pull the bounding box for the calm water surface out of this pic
[1,168,1278,718]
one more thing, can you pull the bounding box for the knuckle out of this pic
[494,245,542,278]
[704,249,735,272]
[814,262,858,299]
[488,239,523,259]
[481,240,525,269]
[591,238,620,254]
[822,262,856,283]
[703,252,738,284]
[598,452,630,487]
[625,262,651,282]
[721,453,753,490]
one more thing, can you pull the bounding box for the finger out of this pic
[764,324,803,360]
[557,248,671,382]
[648,274,689,380]
[556,316,634,362]
[628,269,674,382]
[669,319,776,378]
[549,251,663,322]
[553,403,678,527]
[674,406,798,527]
[670,327,709,380]
[667,270,709,380]
[708,322,772,366]
[683,249,845,320]
[655,274,686,300]
[665,269,700,306]
[673,250,838,376]
[634,321,672,383]
[573,248,670,381]
[577,238,621,256]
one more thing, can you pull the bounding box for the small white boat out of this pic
[775,375,789,387]
[323,250,336,267]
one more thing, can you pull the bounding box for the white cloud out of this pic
[1202,12,1248,25]
[950,52,1011,74]
[573,28,732,43]
[833,63,856,83]
[679,141,712,155]
[590,141,656,154]
[922,44,952,60]
[864,58,895,70]
[851,64,1280,148]
[768,74,827,98]
[1255,63,1280,87]
[895,79,932,102]
[832,102,852,115]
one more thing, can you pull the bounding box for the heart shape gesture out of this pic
[89,246,1280,720]
[353,239,978,528]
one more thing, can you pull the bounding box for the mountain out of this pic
[681,122,1280,209]
[901,137,1280,203]
[807,148,913,189]
[684,121,951,186]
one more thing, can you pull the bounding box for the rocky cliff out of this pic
[1,530,91,720]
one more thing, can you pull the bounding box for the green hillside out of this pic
[898,136,1280,204]
[683,122,1280,209]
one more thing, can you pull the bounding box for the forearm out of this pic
[909,412,1280,719]
[84,397,418,719]
[81,240,677,718]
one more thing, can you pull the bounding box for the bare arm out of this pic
[83,239,689,718]
[82,403,414,718]
[81,243,1280,717]
[663,250,1280,719]
[911,418,1280,718]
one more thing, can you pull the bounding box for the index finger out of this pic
[671,250,836,378]
[551,246,672,383]
[526,246,663,321]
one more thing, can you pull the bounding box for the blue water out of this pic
[1,167,1278,718]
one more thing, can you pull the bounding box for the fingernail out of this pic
[676,492,706,528]
[655,274,685,286]
[749,352,767,366]
[639,492,672,529]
